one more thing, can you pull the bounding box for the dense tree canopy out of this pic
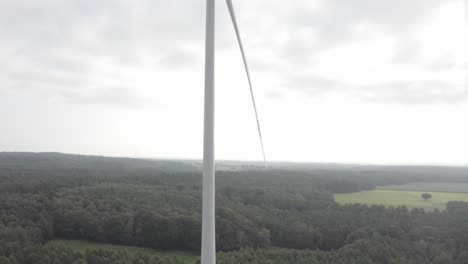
[1,152,468,263]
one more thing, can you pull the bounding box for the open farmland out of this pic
[334,189,468,210]
[378,182,468,193]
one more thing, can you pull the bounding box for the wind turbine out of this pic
[201,0,266,263]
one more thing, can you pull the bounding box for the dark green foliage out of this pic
[2,152,468,263]
[422,193,433,200]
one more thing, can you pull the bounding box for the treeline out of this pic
[0,244,183,264]
[216,237,468,264]
[2,153,468,263]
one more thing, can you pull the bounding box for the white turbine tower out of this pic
[201,0,266,263]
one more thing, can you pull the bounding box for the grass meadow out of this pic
[378,182,468,193]
[46,239,198,264]
[334,189,468,210]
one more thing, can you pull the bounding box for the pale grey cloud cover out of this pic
[1,0,468,163]
[2,0,467,105]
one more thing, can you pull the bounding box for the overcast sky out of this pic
[1,0,468,165]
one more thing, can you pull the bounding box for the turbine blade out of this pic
[226,0,267,168]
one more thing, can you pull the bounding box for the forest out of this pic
[1,152,468,263]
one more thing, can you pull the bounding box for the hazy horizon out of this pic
[2,151,468,167]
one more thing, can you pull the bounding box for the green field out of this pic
[46,240,198,264]
[334,190,468,210]
[378,182,468,193]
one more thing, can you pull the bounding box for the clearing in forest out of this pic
[46,239,198,264]
[378,182,468,193]
[334,189,468,210]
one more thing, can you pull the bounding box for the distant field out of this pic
[378,182,468,193]
[334,190,468,210]
[46,240,198,264]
